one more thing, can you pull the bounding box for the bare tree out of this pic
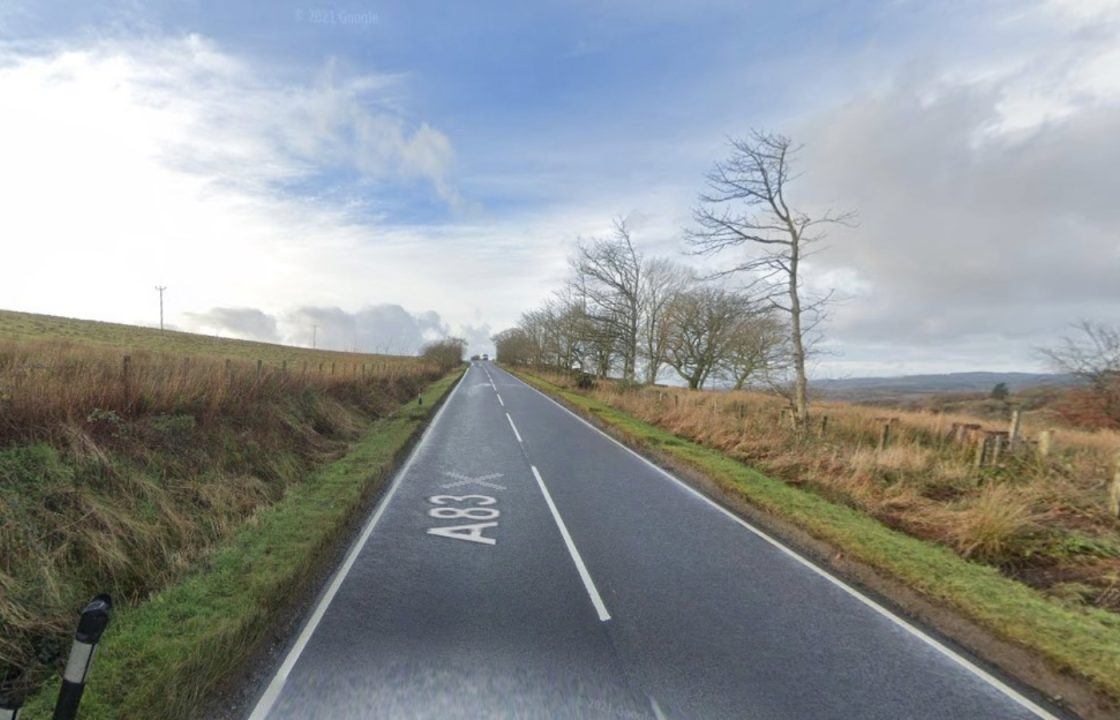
[420,337,466,372]
[719,309,788,390]
[546,290,596,372]
[688,131,852,426]
[492,327,536,365]
[663,286,748,389]
[573,218,643,381]
[1041,321,1120,424]
[640,257,691,384]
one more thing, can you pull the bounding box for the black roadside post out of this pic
[53,595,112,720]
[0,696,22,720]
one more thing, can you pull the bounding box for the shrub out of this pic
[419,338,466,373]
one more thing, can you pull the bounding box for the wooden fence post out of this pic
[256,359,263,381]
[989,433,1005,466]
[819,415,829,437]
[1037,429,1053,458]
[1008,409,1022,451]
[878,421,892,451]
[974,434,988,470]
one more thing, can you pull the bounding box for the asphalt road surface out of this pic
[247,362,1066,720]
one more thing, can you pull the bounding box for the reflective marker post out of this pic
[53,595,112,720]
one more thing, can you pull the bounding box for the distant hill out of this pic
[812,371,1077,399]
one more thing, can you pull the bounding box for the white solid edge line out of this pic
[531,465,611,622]
[247,368,470,720]
[504,368,1060,720]
[505,412,523,443]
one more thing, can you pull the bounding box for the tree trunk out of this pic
[788,237,809,428]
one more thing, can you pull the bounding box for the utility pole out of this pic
[312,324,318,349]
[155,286,167,331]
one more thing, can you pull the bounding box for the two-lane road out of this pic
[248,362,1065,719]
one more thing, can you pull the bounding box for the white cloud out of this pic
[0,33,644,357]
[184,307,281,342]
[0,35,491,343]
[182,303,480,356]
[795,0,1120,376]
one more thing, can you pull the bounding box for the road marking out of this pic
[441,471,506,491]
[427,521,498,545]
[247,369,469,720]
[496,393,504,406]
[531,465,611,622]
[506,412,523,443]
[650,696,668,720]
[426,495,500,545]
[502,368,1061,720]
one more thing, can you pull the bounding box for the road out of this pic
[247,362,1065,720]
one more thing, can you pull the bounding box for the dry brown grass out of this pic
[0,337,441,697]
[0,339,439,440]
[535,369,1120,613]
[941,484,1046,563]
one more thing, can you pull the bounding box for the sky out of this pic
[0,0,1117,376]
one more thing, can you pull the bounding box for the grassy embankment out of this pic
[0,309,459,717]
[513,368,1120,714]
[0,309,419,370]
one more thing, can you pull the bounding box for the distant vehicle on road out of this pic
[482,353,489,361]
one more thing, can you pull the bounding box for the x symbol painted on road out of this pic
[441,471,506,490]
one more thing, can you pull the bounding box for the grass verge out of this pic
[17,369,462,719]
[514,369,1120,718]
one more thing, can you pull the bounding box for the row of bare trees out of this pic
[495,131,852,424]
[493,219,789,391]
[494,129,1117,431]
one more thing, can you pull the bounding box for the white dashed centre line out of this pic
[505,412,523,443]
[531,465,611,622]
